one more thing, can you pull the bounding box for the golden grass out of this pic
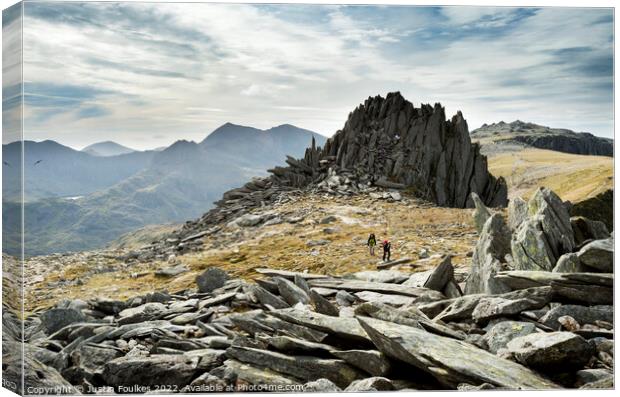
[488,148,613,202]
[26,194,478,311]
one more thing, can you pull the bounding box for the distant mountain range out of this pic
[471,120,613,157]
[2,123,326,255]
[82,141,137,157]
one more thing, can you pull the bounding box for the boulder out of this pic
[423,255,455,292]
[196,267,229,293]
[270,308,370,343]
[345,377,394,391]
[508,197,528,231]
[2,344,80,395]
[511,219,555,271]
[577,237,613,272]
[102,355,200,390]
[506,332,594,370]
[570,216,610,246]
[266,336,336,355]
[226,346,363,388]
[552,253,587,273]
[465,214,511,295]
[575,369,613,388]
[251,285,289,309]
[494,271,613,305]
[310,278,445,300]
[309,289,339,317]
[217,359,300,386]
[528,187,575,259]
[39,309,86,335]
[72,343,123,373]
[472,287,553,323]
[276,277,311,306]
[231,213,264,227]
[538,305,613,330]
[302,379,341,392]
[351,270,409,284]
[354,291,413,307]
[331,350,392,377]
[471,192,492,233]
[355,301,464,340]
[117,302,167,325]
[484,321,538,354]
[357,317,558,389]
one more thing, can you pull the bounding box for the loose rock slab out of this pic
[357,316,559,389]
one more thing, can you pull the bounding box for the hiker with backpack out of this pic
[382,240,391,261]
[367,233,377,256]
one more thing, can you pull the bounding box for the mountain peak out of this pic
[82,141,136,157]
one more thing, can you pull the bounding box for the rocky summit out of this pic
[273,92,508,208]
[142,92,507,259]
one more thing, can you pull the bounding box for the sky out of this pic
[2,2,614,150]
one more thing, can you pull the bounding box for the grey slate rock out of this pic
[345,377,394,391]
[226,346,363,388]
[303,378,341,392]
[538,305,613,330]
[484,321,538,354]
[506,331,595,370]
[358,317,558,389]
[102,355,200,390]
[117,302,167,325]
[552,253,587,273]
[423,255,455,292]
[471,192,492,233]
[196,267,229,293]
[276,277,311,306]
[465,214,511,295]
[577,237,613,272]
[331,350,392,377]
[309,289,339,317]
[39,309,86,335]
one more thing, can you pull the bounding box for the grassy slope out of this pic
[25,193,477,311]
[487,148,613,202]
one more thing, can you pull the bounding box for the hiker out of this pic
[382,240,391,262]
[367,233,377,256]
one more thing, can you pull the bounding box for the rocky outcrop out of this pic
[275,92,507,208]
[510,134,612,157]
[5,256,614,393]
[511,188,575,271]
[471,120,613,157]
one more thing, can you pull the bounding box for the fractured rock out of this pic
[577,237,613,272]
[345,377,394,391]
[226,346,363,388]
[357,317,558,389]
[196,267,229,293]
[465,214,511,295]
[506,332,594,370]
[471,192,492,233]
[484,321,538,354]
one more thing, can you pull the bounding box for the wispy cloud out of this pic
[14,3,614,149]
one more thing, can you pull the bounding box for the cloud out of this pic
[16,3,614,150]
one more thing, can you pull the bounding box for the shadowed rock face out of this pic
[273,92,507,208]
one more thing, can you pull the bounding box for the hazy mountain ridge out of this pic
[471,120,613,157]
[2,140,155,201]
[2,123,325,255]
[82,141,137,157]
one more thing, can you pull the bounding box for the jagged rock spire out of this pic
[270,92,507,208]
